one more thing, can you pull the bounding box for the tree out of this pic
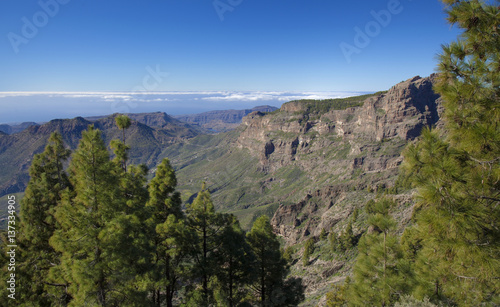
[340,220,355,251]
[402,1,500,304]
[146,158,191,307]
[186,183,230,306]
[302,238,315,266]
[155,215,195,307]
[50,126,146,306]
[329,232,341,253]
[17,132,71,305]
[113,114,132,171]
[213,216,255,307]
[319,228,327,241]
[115,114,131,143]
[246,215,290,306]
[349,199,410,306]
[325,277,350,307]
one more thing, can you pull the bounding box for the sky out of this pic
[0,0,461,123]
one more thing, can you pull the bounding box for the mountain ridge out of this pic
[173,105,278,132]
[0,76,442,306]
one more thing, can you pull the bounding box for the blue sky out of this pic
[0,0,461,123]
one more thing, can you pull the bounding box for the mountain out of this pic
[173,105,278,132]
[0,113,201,197]
[0,76,442,305]
[158,75,442,305]
[0,122,39,134]
[85,111,199,131]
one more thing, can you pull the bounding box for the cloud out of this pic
[200,91,365,102]
[0,91,370,124]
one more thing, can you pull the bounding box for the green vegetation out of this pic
[349,198,409,306]
[400,0,500,304]
[1,1,497,306]
[340,1,500,306]
[0,121,305,306]
[287,92,386,114]
[302,237,315,266]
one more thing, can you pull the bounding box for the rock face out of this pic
[262,75,440,238]
[238,75,441,170]
[230,75,443,305]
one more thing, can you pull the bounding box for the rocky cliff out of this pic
[222,75,442,305]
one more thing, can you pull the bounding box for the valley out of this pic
[0,74,443,305]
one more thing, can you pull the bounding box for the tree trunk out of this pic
[229,255,233,307]
[261,247,265,306]
[166,255,174,307]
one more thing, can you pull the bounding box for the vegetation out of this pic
[399,0,500,304]
[302,237,315,266]
[0,117,304,306]
[287,91,386,114]
[341,1,500,306]
[349,198,409,306]
[0,1,498,306]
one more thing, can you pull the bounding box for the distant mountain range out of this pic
[0,113,200,197]
[0,105,278,136]
[173,105,278,132]
[0,105,278,196]
[0,122,39,135]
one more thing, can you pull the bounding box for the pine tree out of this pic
[302,238,315,266]
[50,126,145,306]
[246,215,288,306]
[213,216,255,307]
[17,132,71,305]
[340,220,355,251]
[319,228,327,241]
[186,183,230,306]
[349,199,409,306]
[329,232,341,253]
[146,158,191,307]
[325,276,350,307]
[113,114,132,171]
[155,214,195,307]
[115,114,131,143]
[402,1,500,304]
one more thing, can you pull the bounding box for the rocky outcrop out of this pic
[238,75,441,167]
[263,75,441,237]
[232,76,443,305]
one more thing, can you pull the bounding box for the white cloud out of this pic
[0,91,370,124]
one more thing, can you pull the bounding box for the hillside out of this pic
[0,122,39,135]
[0,113,201,197]
[160,75,442,305]
[173,105,278,132]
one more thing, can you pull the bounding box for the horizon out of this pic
[1,1,461,123]
[0,89,372,124]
